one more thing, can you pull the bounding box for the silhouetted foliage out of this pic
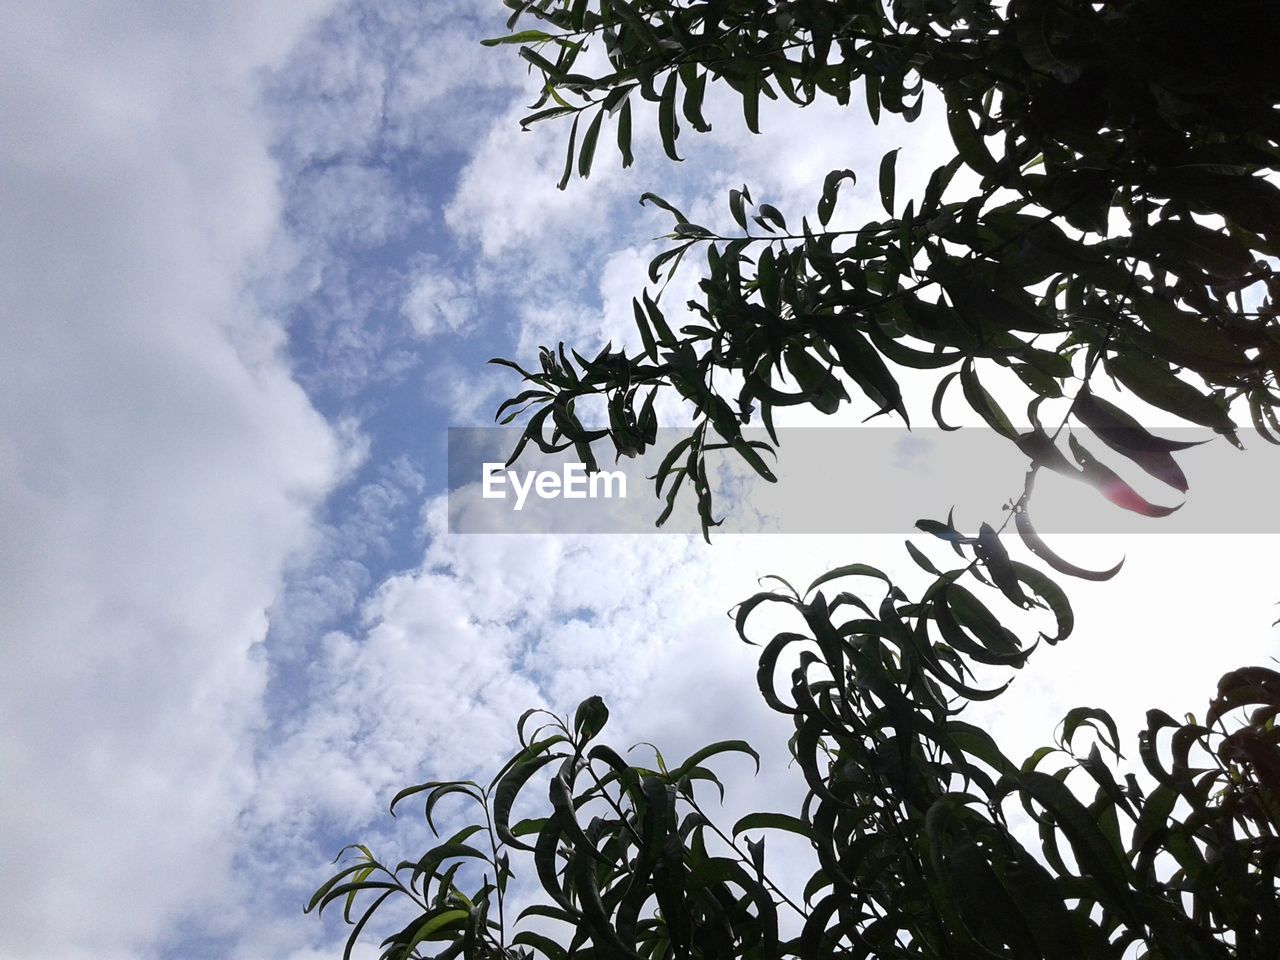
[488,0,1280,547]
[313,657,1280,958]
[310,1,1280,956]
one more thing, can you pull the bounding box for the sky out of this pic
[1,2,1277,958]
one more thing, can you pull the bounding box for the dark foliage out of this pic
[310,1,1280,956]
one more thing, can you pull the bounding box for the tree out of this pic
[308,1,1280,957]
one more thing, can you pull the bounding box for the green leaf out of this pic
[1012,361,1064,398]
[494,752,561,850]
[806,562,891,595]
[519,45,562,79]
[878,148,899,216]
[557,113,580,191]
[783,343,846,414]
[1130,782,1177,854]
[757,203,787,232]
[616,98,633,167]
[1067,434,1182,517]
[867,325,962,369]
[680,65,711,132]
[1145,219,1256,280]
[731,438,778,481]
[1073,385,1198,492]
[931,370,962,431]
[946,720,1016,778]
[402,909,471,951]
[988,848,1085,960]
[631,297,657,361]
[975,522,1029,607]
[755,245,779,309]
[341,890,394,960]
[610,0,662,51]
[932,255,1058,334]
[639,192,689,225]
[513,930,570,960]
[481,29,553,46]
[1009,561,1074,643]
[389,779,482,824]
[917,513,969,549]
[922,156,962,217]
[946,98,997,176]
[573,695,609,743]
[1014,500,1124,581]
[1106,353,1236,433]
[311,878,399,918]
[815,320,906,422]
[1006,770,1136,904]
[568,844,637,955]
[1013,0,1082,81]
[732,811,815,840]
[729,185,750,231]
[960,360,1018,439]
[863,62,881,124]
[658,70,682,162]
[306,860,378,914]
[673,739,761,778]
[519,106,577,130]
[646,243,691,285]
[548,774,609,864]
[938,585,1028,667]
[577,109,604,178]
[741,74,761,134]
[1135,295,1247,367]
[601,83,634,116]
[905,539,942,575]
[410,838,489,888]
[1058,706,1122,759]
[532,816,574,914]
[817,169,855,227]
[1047,168,1111,234]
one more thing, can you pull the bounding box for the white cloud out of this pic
[445,100,645,269]
[290,162,429,252]
[383,16,522,156]
[972,533,1280,762]
[265,18,391,166]
[402,261,476,338]
[7,4,1277,960]
[266,0,520,166]
[0,1,348,956]
[266,454,424,661]
[426,357,513,426]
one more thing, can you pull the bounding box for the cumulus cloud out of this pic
[445,101,636,267]
[289,162,429,252]
[267,0,521,167]
[8,4,1277,960]
[0,1,348,956]
[256,0,515,413]
[402,261,477,339]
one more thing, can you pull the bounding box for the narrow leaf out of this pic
[879,148,899,216]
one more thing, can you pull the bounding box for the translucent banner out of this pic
[447,427,1280,535]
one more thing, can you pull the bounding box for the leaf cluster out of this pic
[311,547,1280,958]
[487,0,1280,538]
[310,2,1280,958]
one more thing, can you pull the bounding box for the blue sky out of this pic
[2,2,1277,958]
